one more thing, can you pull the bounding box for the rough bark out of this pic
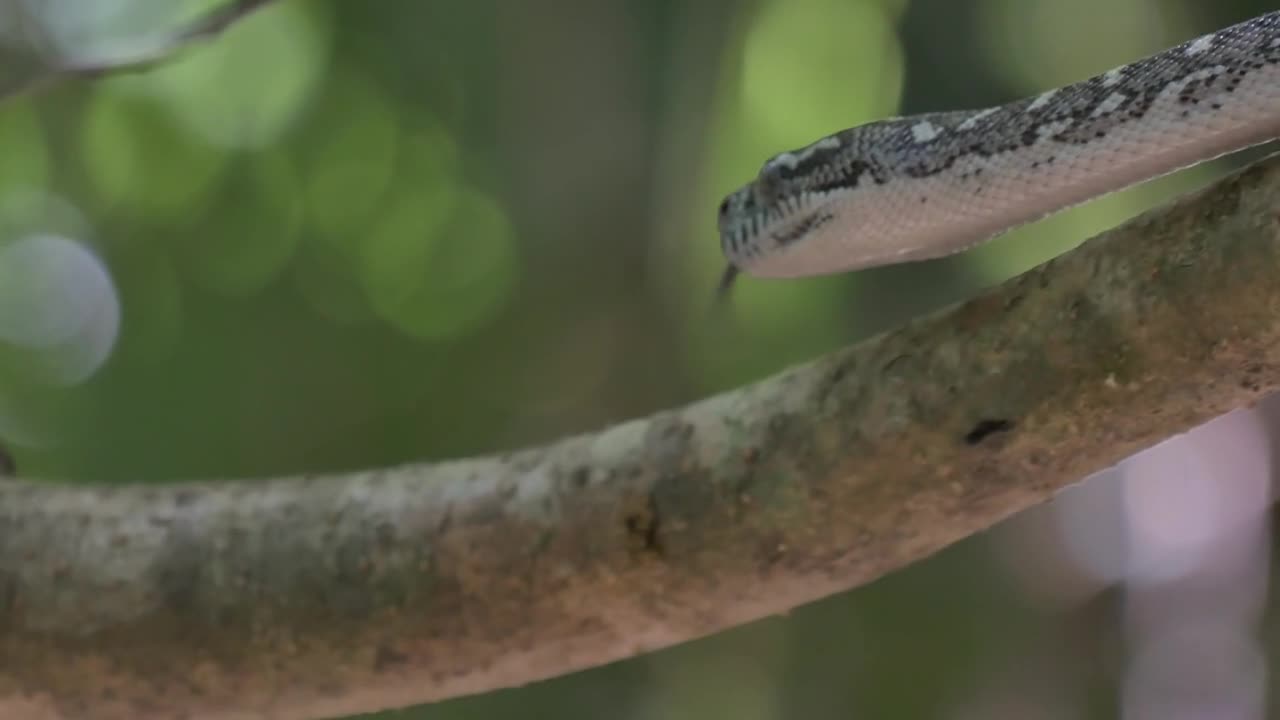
[3,155,1280,719]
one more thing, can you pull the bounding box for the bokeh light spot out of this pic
[297,69,401,240]
[740,0,903,144]
[0,234,119,383]
[80,89,226,221]
[135,0,331,150]
[361,188,517,341]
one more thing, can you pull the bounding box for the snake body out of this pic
[717,11,1280,279]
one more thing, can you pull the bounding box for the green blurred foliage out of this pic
[0,0,1276,718]
[80,89,227,220]
[0,101,49,197]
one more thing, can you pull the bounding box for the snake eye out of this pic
[718,197,730,217]
[754,165,783,208]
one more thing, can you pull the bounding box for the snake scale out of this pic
[717,10,1280,284]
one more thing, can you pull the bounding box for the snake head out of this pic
[715,184,756,266]
[717,160,790,258]
[717,154,824,273]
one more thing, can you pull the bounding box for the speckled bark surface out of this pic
[3,155,1280,719]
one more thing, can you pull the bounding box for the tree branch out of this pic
[4,154,1280,719]
[0,0,280,104]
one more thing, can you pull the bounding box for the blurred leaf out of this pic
[139,0,330,149]
[0,0,283,105]
[296,67,401,240]
[362,186,517,342]
[79,88,226,221]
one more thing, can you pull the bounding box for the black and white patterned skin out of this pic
[718,11,1280,279]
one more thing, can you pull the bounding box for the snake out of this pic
[716,10,1280,287]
